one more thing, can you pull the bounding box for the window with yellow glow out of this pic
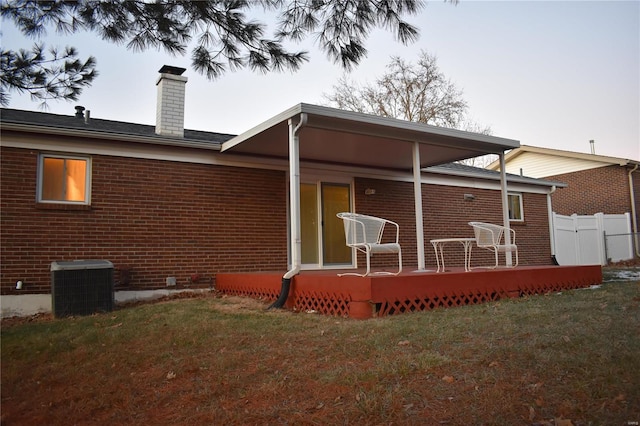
[508,193,523,221]
[39,155,90,203]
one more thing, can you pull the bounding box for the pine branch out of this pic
[1,0,434,105]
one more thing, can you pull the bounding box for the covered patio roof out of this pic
[221,103,519,169]
[222,103,521,275]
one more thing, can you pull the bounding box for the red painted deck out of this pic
[216,265,603,319]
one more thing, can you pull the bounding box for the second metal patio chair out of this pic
[469,221,519,268]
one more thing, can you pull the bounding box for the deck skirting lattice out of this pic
[216,266,603,319]
[377,290,501,316]
[216,280,280,301]
[291,290,351,316]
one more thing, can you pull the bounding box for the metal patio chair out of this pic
[468,222,518,268]
[337,212,402,277]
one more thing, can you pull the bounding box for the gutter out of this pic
[1,122,224,151]
[629,164,639,257]
[269,113,308,309]
[424,164,567,189]
[546,185,559,264]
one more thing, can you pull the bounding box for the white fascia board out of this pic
[222,102,520,154]
[519,145,637,165]
[498,145,637,167]
[1,133,287,172]
[422,174,553,194]
[221,104,304,152]
[297,103,520,149]
[1,122,221,151]
[425,165,566,188]
[300,160,556,194]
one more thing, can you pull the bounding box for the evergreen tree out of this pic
[1,0,431,106]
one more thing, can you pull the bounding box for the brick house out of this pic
[1,67,563,316]
[487,145,640,242]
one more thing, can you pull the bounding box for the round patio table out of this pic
[430,238,476,272]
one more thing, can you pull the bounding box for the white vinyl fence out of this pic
[552,212,634,266]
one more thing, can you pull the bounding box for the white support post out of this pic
[499,152,513,266]
[413,142,426,271]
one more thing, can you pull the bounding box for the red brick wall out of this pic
[633,167,640,230]
[1,147,288,294]
[354,178,553,269]
[550,165,633,216]
[2,146,555,295]
[354,178,419,269]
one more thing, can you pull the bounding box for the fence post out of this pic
[595,212,606,266]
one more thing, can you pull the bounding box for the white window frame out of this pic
[37,153,92,205]
[508,192,524,222]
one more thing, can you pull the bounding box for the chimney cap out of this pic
[158,65,186,76]
[75,105,85,118]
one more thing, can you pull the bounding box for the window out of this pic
[38,154,91,204]
[508,193,523,221]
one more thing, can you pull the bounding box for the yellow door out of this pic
[300,183,319,264]
[321,183,351,265]
[299,182,351,267]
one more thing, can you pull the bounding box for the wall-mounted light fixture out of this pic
[15,280,23,290]
[463,193,475,201]
[364,188,376,196]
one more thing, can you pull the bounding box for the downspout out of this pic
[499,152,513,266]
[269,113,308,309]
[547,185,559,265]
[629,164,639,257]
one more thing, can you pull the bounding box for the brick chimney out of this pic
[155,65,187,137]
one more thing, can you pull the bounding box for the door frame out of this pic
[287,172,354,270]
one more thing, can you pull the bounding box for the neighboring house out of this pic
[486,145,640,239]
[1,66,563,315]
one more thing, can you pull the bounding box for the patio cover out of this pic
[221,103,520,271]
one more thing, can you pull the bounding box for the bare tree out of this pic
[324,50,495,166]
[324,50,468,128]
[454,118,497,167]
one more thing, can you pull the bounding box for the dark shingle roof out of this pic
[426,162,566,188]
[0,108,236,145]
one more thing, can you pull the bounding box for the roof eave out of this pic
[298,103,519,149]
[501,145,639,167]
[222,103,520,154]
[425,164,568,188]
[1,122,222,151]
[221,104,304,152]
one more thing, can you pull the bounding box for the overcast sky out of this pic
[2,1,639,160]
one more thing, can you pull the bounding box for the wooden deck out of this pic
[216,265,603,319]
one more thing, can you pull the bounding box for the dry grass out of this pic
[2,277,639,425]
